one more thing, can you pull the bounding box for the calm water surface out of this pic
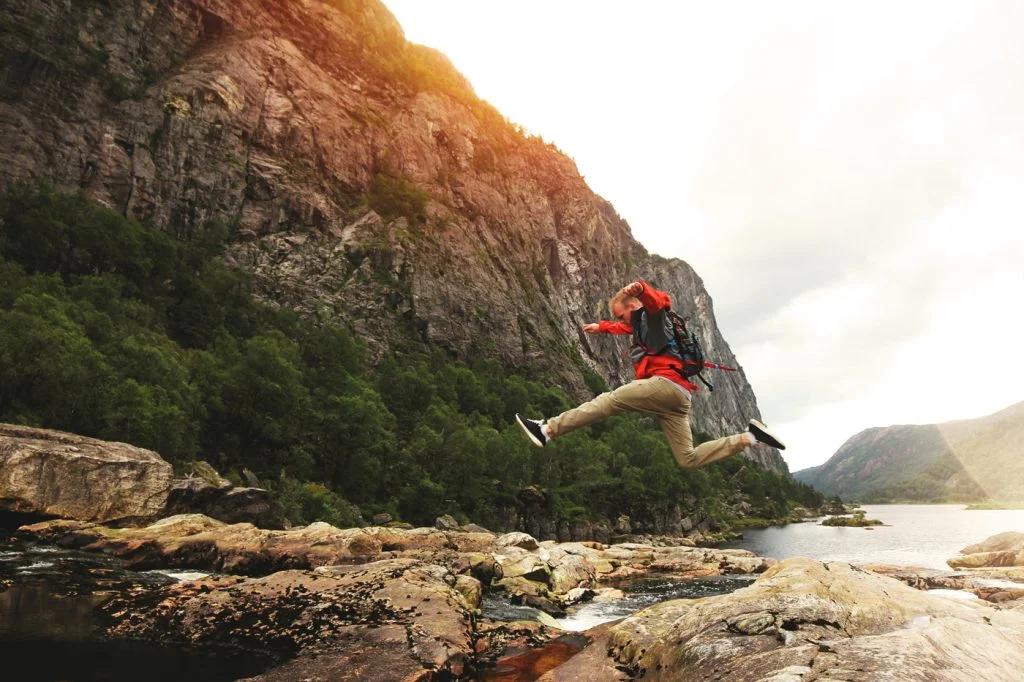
[0,533,276,682]
[726,504,1024,570]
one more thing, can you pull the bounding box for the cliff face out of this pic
[0,0,784,471]
[794,402,1024,501]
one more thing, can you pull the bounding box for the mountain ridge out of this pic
[794,401,1024,501]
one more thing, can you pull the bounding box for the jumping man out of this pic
[515,280,785,468]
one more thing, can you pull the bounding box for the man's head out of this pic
[609,292,642,323]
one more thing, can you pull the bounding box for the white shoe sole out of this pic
[516,415,546,448]
[749,419,786,449]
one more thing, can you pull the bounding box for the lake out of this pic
[538,504,1024,630]
[725,504,1024,570]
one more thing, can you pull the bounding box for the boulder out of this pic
[100,558,475,682]
[454,574,482,609]
[0,424,172,524]
[544,557,1024,681]
[501,554,551,582]
[434,514,460,531]
[549,553,596,594]
[950,532,1024,569]
[166,478,285,529]
[498,531,540,550]
[561,587,596,606]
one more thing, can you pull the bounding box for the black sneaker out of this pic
[516,414,549,448]
[748,419,786,450]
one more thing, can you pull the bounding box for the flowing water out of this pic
[481,574,757,632]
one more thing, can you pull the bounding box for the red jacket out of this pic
[597,281,698,392]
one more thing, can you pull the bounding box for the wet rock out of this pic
[545,557,1024,680]
[536,623,630,682]
[100,558,475,682]
[592,587,625,603]
[0,424,172,524]
[560,587,596,606]
[476,619,560,669]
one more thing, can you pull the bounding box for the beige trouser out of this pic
[547,377,751,470]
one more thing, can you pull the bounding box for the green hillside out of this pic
[794,403,1024,502]
[0,183,822,530]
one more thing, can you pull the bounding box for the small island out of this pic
[821,510,884,527]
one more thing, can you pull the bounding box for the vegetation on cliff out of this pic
[0,184,822,529]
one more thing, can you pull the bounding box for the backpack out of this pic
[666,311,713,390]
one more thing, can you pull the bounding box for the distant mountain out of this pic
[793,402,1024,502]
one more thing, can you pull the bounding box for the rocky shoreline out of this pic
[8,517,1024,680]
[6,424,1024,679]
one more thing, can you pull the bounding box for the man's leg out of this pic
[658,390,751,469]
[547,377,676,438]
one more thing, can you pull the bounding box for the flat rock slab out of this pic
[19,516,775,605]
[0,423,172,524]
[20,515,497,573]
[100,558,479,681]
[544,557,1024,681]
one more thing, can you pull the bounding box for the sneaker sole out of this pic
[749,419,786,450]
[515,414,546,448]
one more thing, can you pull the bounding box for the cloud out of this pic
[669,3,1024,461]
[381,0,1024,470]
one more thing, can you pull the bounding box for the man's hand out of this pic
[582,323,600,334]
[620,281,643,297]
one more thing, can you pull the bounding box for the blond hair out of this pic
[608,292,640,316]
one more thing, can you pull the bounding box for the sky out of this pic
[381,0,1024,472]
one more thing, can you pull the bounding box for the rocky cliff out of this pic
[795,401,1024,501]
[0,0,783,471]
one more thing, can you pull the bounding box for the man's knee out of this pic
[672,445,699,470]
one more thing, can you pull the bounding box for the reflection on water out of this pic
[0,583,107,640]
[0,636,276,682]
[482,633,590,682]
[725,504,1024,570]
[0,535,276,682]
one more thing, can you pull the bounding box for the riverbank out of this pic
[7,514,1024,680]
[727,504,1024,570]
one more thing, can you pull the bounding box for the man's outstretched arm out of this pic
[583,321,632,335]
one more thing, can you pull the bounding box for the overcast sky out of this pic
[381,0,1024,472]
